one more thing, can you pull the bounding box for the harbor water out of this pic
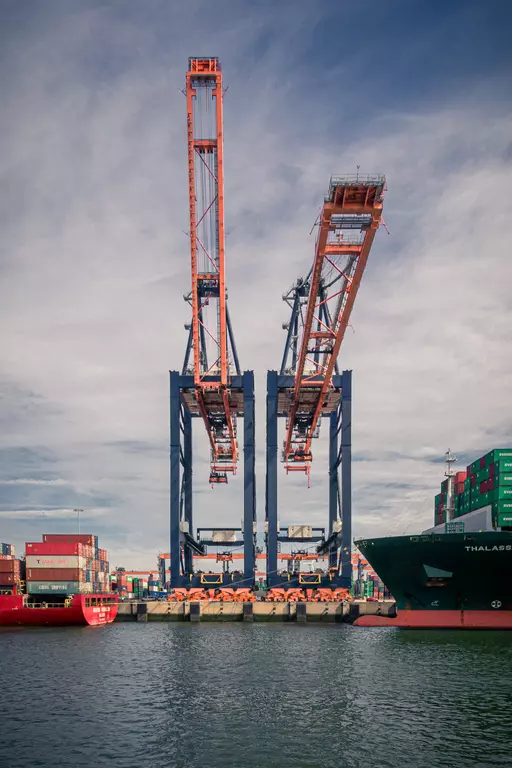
[0,623,511,767]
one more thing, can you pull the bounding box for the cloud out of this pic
[1,1,511,567]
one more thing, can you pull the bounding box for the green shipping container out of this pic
[472,493,489,511]
[496,514,512,527]
[476,467,489,482]
[492,500,512,514]
[496,474,512,486]
[26,581,87,594]
[489,486,512,501]
[485,449,512,467]
[497,460,512,473]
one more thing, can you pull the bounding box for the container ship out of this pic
[354,449,512,629]
[0,534,118,627]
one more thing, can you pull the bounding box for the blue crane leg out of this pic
[329,409,339,572]
[183,407,193,577]
[341,370,352,584]
[266,371,278,587]
[243,371,256,586]
[170,371,182,588]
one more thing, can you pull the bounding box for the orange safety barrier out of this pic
[188,588,209,601]
[233,589,256,603]
[218,588,235,602]
[265,588,286,602]
[262,587,350,603]
[168,588,187,602]
[285,589,306,602]
[332,588,350,601]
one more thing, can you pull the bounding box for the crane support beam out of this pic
[265,371,350,589]
[169,370,256,589]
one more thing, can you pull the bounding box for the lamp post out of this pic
[73,508,83,534]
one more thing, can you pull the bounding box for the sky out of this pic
[1,0,512,569]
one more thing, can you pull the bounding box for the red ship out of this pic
[0,592,118,627]
[0,533,118,627]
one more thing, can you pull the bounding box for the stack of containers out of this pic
[0,543,20,593]
[452,471,468,518]
[25,534,111,595]
[434,471,467,525]
[434,492,444,526]
[113,569,128,596]
[132,577,149,599]
[434,449,512,528]
[148,574,159,596]
[465,449,512,526]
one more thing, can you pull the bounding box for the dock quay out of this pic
[115,599,396,623]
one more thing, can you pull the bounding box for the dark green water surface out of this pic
[0,623,511,767]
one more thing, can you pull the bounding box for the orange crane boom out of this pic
[281,175,386,484]
[183,57,239,483]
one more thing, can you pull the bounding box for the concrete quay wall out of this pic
[116,600,396,623]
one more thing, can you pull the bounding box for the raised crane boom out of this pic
[281,175,386,485]
[182,57,240,484]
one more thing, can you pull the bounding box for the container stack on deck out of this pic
[351,552,392,600]
[0,543,21,594]
[25,534,111,595]
[434,449,512,529]
[112,570,159,598]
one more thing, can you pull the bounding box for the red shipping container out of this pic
[488,477,495,490]
[0,560,20,573]
[0,554,15,561]
[42,534,95,545]
[480,457,486,469]
[471,475,476,487]
[26,542,84,556]
[455,471,467,483]
[0,574,18,585]
[479,481,487,494]
[489,463,495,477]
[26,568,85,582]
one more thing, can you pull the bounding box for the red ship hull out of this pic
[0,593,118,627]
[354,609,512,629]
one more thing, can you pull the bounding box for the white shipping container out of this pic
[25,555,86,570]
[288,525,313,538]
[211,530,237,543]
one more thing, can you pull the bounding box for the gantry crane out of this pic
[266,174,386,588]
[169,58,256,589]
